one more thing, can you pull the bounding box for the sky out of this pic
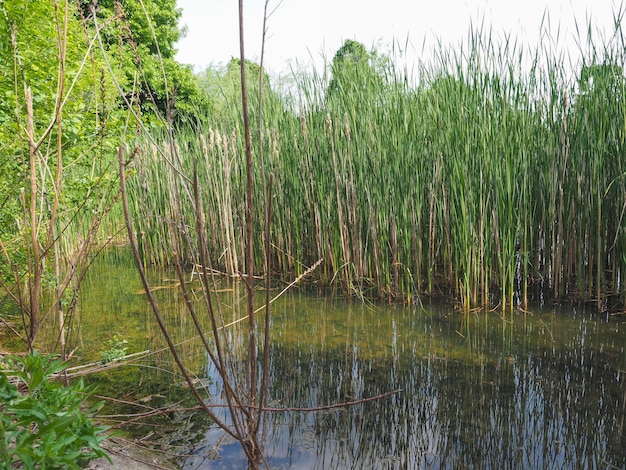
[175,0,624,76]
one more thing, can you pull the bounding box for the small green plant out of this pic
[100,335,129,364]
[0,351,110,469]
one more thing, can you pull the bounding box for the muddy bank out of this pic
[87,437,175,470]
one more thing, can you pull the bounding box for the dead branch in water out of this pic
[199,389,402,413]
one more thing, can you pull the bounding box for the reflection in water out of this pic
[184,300,626,469]
[74,252,625,468]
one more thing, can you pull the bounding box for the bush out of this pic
[0,351,110,469]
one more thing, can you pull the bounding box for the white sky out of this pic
[175,0,624,76]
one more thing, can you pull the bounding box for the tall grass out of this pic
[127,20,626,312]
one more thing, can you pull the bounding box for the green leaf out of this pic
[39,413,77,435]
[12,401,49,421]
[0,374,19,402]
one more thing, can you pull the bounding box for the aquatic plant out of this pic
[99,335,129,364]
[126,15,626,315]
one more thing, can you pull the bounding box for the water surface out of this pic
[77,250,626,469]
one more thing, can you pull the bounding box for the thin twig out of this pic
[61,350,151,379]
[119,144,238,440]
[156,389,402,414]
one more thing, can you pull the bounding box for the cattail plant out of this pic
[126,15,626,313]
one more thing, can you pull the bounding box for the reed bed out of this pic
[126,23,626,312]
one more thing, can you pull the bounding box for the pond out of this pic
[73,248,626,468]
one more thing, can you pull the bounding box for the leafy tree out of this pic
[198,58,279,124]
[0,0,124,354]
[1,0,87,146]
[0,0,113,240]
[79,0,207,120]
[326,39,386,105]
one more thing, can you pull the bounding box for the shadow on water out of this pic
[71,250,625,468]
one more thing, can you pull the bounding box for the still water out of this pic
[76,249,626,469]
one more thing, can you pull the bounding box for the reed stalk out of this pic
[126,14,626,313]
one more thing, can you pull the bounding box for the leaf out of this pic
[39,413,77,435]
[0,374,19,402]
[13,451,34,469]
[12,401,49,421]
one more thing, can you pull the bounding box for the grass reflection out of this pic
[69,252,626,468]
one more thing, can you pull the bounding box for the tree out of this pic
[79,0,207,121]
[198,58,278,123]
[0,0,112,248]
[326,39,385,105]
[0,0,122,355]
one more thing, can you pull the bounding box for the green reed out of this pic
[126,19,626,312]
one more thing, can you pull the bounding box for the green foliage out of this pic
[80,0,207,120]
[0,351,110,468]
[92,0,181,59]
[326,39,386,106]
[198,58,278,124]
[100,335,129,364]
[0,0,116,144]
[0,0,125,233]
[0,0,128,352]
[126,22,626,311]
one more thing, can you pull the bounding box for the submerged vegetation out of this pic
[129,20,626,312]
